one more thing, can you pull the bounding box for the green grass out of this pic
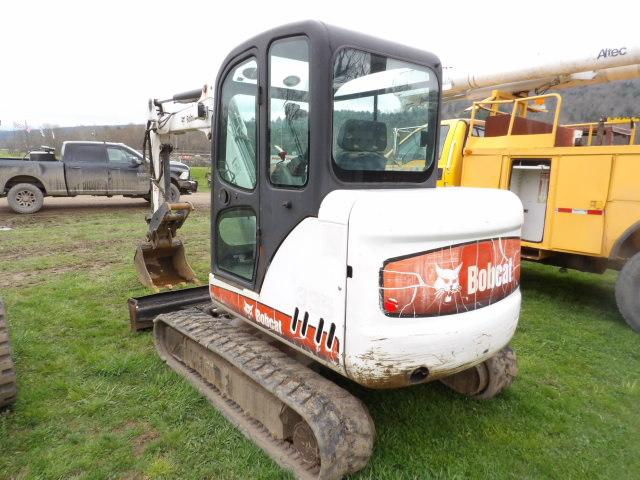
[190,166,210,192]
[0,151,24,158]
[0,205,638,479]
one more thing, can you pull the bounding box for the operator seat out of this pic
[335,119,388,171]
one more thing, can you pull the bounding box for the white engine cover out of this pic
[210,187,523,388]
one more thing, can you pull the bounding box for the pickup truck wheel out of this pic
[615,252,640,333]
[169,183,180,203]
[7,183,44,214]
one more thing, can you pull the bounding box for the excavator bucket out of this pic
[134,202,199,291]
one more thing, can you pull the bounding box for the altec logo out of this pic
[597,47,627,60]
[381,237,520,317]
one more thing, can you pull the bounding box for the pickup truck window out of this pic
[107,147,132,164]
[67,145,106,163]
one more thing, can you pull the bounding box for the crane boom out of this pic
[443,45,640,100]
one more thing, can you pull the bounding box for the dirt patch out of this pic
[133,424,161,457]
[0,238,120,259]
[0,260,113,288]
[113,420,161,458]
[120,471,149,480]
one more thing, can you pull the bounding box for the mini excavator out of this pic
[130,21,523,479]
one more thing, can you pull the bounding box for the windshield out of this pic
[332,48,439,181]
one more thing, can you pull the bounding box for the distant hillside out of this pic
[0,124,210,156]
[1,79,637,155]
[442,78,640,122]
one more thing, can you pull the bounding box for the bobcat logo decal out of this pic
[380,237,521,317]
[434,264,462,303]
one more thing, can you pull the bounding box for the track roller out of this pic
[439,345,518,400]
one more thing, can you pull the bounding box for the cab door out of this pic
[211,54,261,288]
[550,154,613,254]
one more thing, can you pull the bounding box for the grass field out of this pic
[189,166,210,193]
[0,204,638,480]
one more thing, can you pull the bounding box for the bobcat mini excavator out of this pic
[130,21,523,479]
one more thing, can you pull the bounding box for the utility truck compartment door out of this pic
[509,160,550,243]
[551,155,612,255]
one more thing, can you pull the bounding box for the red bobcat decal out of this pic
[381,237,520,317]
[210,285,340,364]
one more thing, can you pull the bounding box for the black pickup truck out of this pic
[0,141,197,213]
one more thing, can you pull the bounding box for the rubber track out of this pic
[0,301,17,409]
[154,308,375,480]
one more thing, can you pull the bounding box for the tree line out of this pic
[2,78,637,157]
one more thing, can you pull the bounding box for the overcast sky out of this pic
[2,0,637,128]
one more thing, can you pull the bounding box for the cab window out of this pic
[216,207,257,281]
[332,48,439,181]
[217,57,258,190]
[269,37,310,187]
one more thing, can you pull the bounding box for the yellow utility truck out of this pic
[432,90,640,332]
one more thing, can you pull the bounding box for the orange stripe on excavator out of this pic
[210,284,340,364]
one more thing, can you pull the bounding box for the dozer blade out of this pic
[127,285,210,332]
[135,201,199,291]
[154,308,375,480]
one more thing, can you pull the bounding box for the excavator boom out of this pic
[134,87,214,290]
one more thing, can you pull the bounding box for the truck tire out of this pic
[615,252,640,333]
[7,183,44,214]
[169,183,180,203]
[0,301,17,409]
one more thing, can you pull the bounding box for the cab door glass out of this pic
[216,207,257,281]
[268,37,310,187]
[217,58,258,190]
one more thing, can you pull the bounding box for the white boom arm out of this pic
[443,45,640,100]
[146,85,213,211]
